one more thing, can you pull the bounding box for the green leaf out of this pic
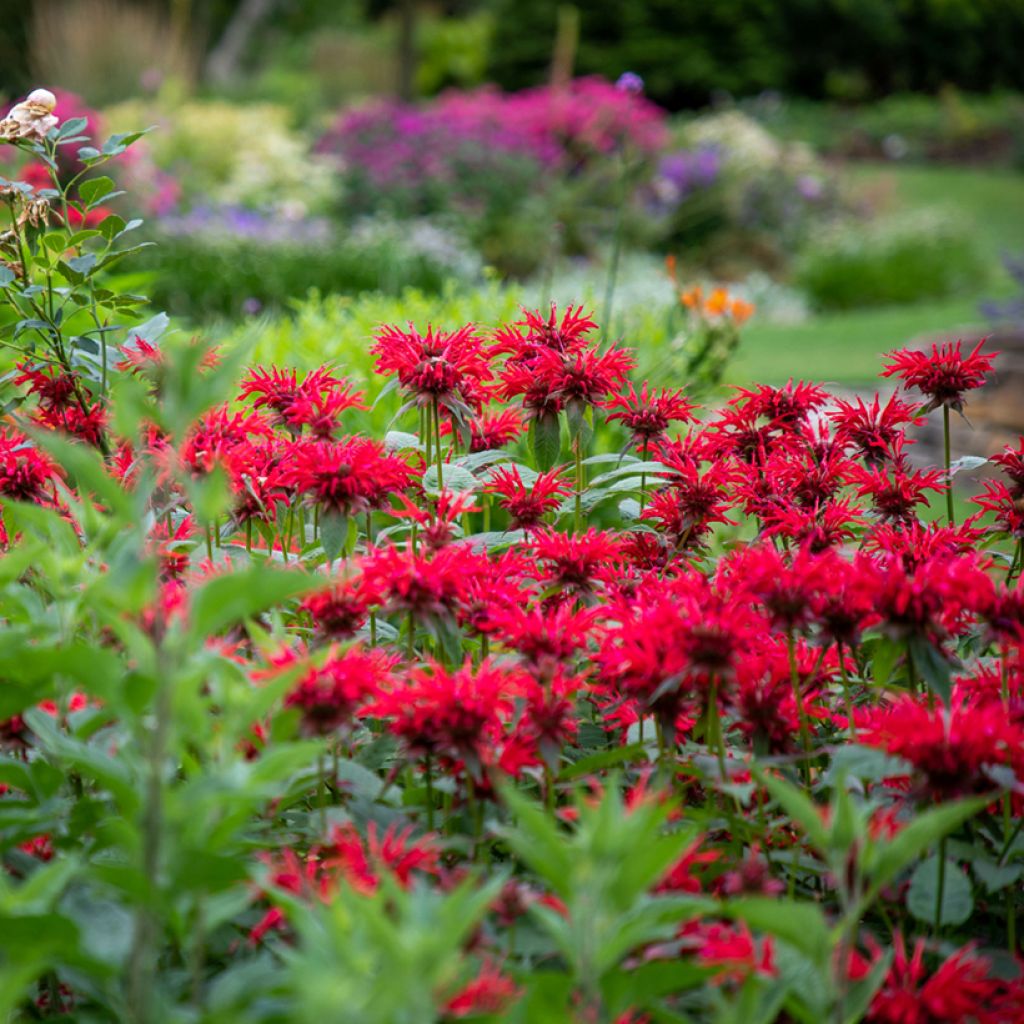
[57,117,89,139]
[531,412,562,471]
[422,463,477,496]
[824,744,911,786]
[907,856,973,928]
[320,510,349,562]
[560,743,646,780]
[868,795,988,892]
[0,266,14,287]
[383,430,421,452]
[972,858,1022,894]
[188,566,316,642]
[908,636,952,706]
[758,772,829,854]
[724,897,830,966]
[78,175,116,207]
[871,636,901,688]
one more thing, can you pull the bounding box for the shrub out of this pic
[795,209,986,310]
[139,211,481,320]
[315,77,668,274]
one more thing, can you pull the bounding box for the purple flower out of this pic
[616,72,644,96]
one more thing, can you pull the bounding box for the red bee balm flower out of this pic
[486,465,572,529]
[603,380,697,448]
[882,339,997,412]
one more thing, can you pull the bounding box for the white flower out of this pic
[1,87,60,143]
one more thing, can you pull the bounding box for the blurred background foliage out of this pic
[5,0,1024,109]
[1,0,1022,392]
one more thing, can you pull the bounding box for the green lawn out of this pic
[730,296,982,387]
[728,163,1024,388]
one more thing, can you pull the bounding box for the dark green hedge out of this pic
[486,0,1024,108]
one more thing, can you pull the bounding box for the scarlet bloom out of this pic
[360,542,488,628]
[990,438,1024,494]
[531,528,625,601]
[486,465,571,529]
[321,822,440,894]
[853,454,947,524]
[603,381,697,447]
[830,392,924,464]
[0,428,60,504]
[690,922,776,985]
[882,338,997,412]
[301,575,375,636]
[857,694,1022,799]
[866,934,1022,1024]
[371,322,491,410]
[444,960,520,1018]
[239,365,343,420]
[972,480,1024,539]
[280,437,413,516]
[361,658,524,770]
[284,645,396,736]
[492,303,598,363]
[466,407,524,452]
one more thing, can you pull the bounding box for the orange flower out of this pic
[703,287,730,317]
[680,285,703,309]
[730,298,755,325]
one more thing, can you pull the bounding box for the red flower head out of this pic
[490,602,599,678]
[852,449,947,524]
[321,822,440,894]
[239,366,344,423]
[857,694,1021,800]
[531,527,625,602]
[360,542,490,628]
[301,572,379,638]
[444,960,520,1018]
[991,438,1024,496]
[179,405,274,476]
[830,392,925,465]
[972,480,1024,539]
[486,464,571,530]
[361,658,525,770]
[493,304,598,364]
[882,338,997,413]
[371,323,491,409]
[280,437,413,516]
[466,407,524,452]
[867,934,1021,1024]
[284,645,397,736]
[0,428,61,504]
[603,381,697,448]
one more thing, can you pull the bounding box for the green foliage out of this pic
[794,209,986,311]
[139,227,474,321]
[488,0,1024,108]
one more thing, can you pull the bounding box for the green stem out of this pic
[574,436,584,534]
[943,404,955,527]
[934,836,946,934]
[837,642,857,741]
[433,396,444,491]
[787,631,812,782]
[424,755,435,832]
